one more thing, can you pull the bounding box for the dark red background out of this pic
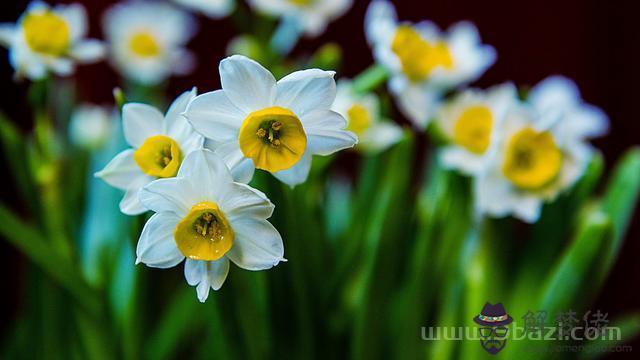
[1,0,639,356]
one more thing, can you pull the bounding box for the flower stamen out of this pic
[174,202,234,261]
[134,135,182,177]
[239,106,307,172]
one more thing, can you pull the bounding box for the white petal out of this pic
[304,111,357,156]
[512,196,543,224]
[364,0,397,45]
[184,258,230,302]
[196,281,211,302]
[57,3,87,41]
[272,151,312,187]
[213,141,255,183]
[439,146,484,175]
[70,40,105,63]
[165,88,197,131]
[119,188,148,215]
[206,257,230,291]
[184,258,206,286]
[122,103,164,148]
[275,69,337,115]
[220,183,274,220]
[139,178,196,217]
[0,23,16,47]
[50,58,74,76]
[219,55,276,113]
[229,158,256,184]
[95,149,153,190]
[136,212,184,268]
[226,218,284,270]
[359,122,403,152]
[185,90,245,142]
[173,0,235,19]
[393,85,439,129]
[530,76,580,111]
[165,89,204,149]
[178,149,233,200]
[568,105,609,139]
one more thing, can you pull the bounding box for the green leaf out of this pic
[0,203,100,314]
[600,147,640,260]
[538,207,612,313]
[352,64,389,95]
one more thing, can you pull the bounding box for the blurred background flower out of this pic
[0,1,104,79]
[102,0,197,85]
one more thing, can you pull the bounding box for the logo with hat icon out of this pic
[473,302,513,355]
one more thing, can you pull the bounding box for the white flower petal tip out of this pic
[530,75,610,141]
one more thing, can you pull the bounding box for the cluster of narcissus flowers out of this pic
[434,77,608,223]
[471,77,608,222]
[98,55,357,301]
[364,1,608,223]
[3,0,611,300]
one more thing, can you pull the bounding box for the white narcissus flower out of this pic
[185,55,357,187]
[96,89,204,215]
[331,80,403,153]
[474,94,605,223]
[364,0,496,128]
[69,104,114,150]
[436,83,517,175]
[0,1,105,80]
[102,1,197,85]
[136,149,284,302]
[248,0,352,37]
[171,0,235,19]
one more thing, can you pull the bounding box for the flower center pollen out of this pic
[502,127,563,190]
[133,135,182,178]
[391,25,453,82]
[22,11,70,56]
[346,103,371,136]
[453,105,493,154]
[174,202,234,261]
[129,32,161,58]
[238,106,307,173]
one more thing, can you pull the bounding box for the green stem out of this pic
[352,64,389,94]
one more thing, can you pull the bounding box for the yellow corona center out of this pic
[129,32,161,57]
[452,105,493,154]
[289,0,312,4]
[133,135,182,178]
[502,127,563,190]
[346,103,371,136]
[22,11,70,56]
[238,106,307,173]
[391,25,454,82]
[174,202,234,261]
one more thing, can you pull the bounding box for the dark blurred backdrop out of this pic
[1,0,638,356]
